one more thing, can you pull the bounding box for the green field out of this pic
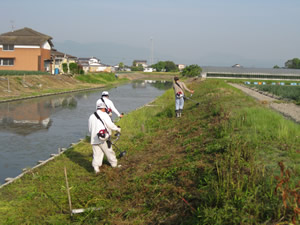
[250,85,300,104]
[0,79,299,224]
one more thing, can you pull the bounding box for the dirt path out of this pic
[229,83,300,123]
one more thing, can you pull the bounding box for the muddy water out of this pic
[0,80,171,184]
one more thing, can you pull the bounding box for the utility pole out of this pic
[10,20,15,32]
[150,37,154,66]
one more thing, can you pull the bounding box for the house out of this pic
[134,60,147,68]
[143,67,153,72]
[177,64,186,71]
[114,64,131,72]
[51,49,77,74]
[0,27,54,72]
[232,64,242,68]
[77,58,90,73]
[77,57,112,73]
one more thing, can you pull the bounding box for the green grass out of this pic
[0,79,299,224]
[75,72,127,84]
[118,71,179,75]
[0,70,49,75]
[252,85,300,103]
[141,71,180,76]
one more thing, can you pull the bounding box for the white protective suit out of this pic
[88,109,121,173]
[98,97,121,117]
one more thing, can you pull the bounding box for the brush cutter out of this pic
[111,132,126,158]
[184,94,201,105]
[113,113,124,123]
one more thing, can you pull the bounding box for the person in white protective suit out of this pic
[88,101,122,174]
[98,91,123,118]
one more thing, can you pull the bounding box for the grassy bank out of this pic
[0,79,299,224]
[75,72,127,84]
[0,72,174,102]
[118,71,180,77]
[0,73,129,102]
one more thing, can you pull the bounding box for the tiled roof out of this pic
[51,50,77,59]
[0,27,53,47]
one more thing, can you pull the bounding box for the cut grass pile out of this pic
[0,79,299,224]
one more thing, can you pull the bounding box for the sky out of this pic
[1,0,300,68]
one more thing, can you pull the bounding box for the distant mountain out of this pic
[53,40,151,66]
[53,40,186,66]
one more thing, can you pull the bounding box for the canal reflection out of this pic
[0,96,77,136]
[132,80,172,90]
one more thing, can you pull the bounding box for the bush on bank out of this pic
[0,79,299,224]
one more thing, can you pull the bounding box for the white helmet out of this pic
[102,91,109,96]
[96,99,106,109]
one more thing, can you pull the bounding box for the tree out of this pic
[285,58,300,69]
[151,61,166,72]
[69,62,79,74]
[62,63,68,73]
[181,64,202,77]
[164,61,178,72]
[132,60,137,67]
[131,64,144,71]
[273,65,280,69]
[118,62,124,70]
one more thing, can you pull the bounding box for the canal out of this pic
[0,80,171,184]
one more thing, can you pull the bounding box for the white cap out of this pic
[102,91,109,96]
[96,99,106,109]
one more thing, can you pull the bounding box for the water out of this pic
[0,80,172,184]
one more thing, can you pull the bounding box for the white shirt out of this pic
[101,97,121,117]
[88,110,121,145]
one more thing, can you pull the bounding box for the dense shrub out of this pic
[62,63,68,73]
[181,64,202,77]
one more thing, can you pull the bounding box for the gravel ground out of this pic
[229,83,300,123]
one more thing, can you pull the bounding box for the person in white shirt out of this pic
[99,91,123,118]
[88,101,122,174]
[173,77,194,118]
